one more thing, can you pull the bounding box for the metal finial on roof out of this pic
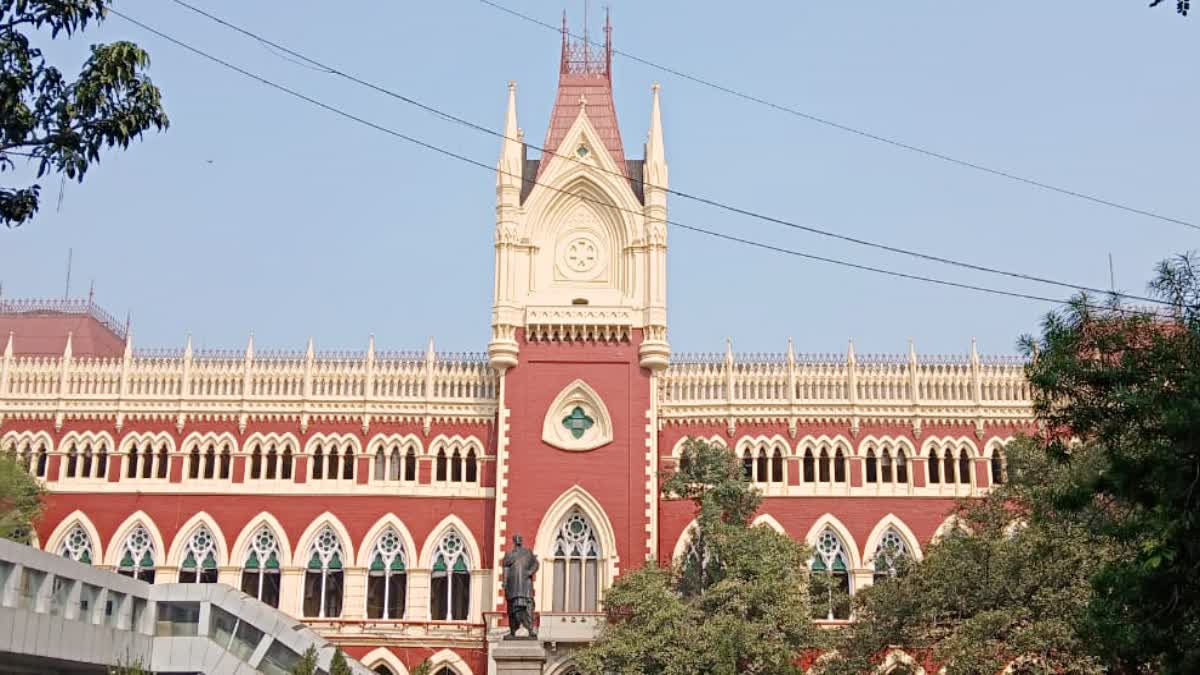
[87,280,95,306]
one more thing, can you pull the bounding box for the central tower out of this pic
[487,11,669,372]
[486,12,670,642]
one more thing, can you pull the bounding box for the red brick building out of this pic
[0,19,1032,675]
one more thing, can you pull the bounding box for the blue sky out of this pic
[1,1,1195,357]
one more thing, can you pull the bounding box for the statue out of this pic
[502,534,539,638]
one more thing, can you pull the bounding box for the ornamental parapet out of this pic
[659,339,1033,433]
[0,333,499,428]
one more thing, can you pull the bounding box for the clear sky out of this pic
[0,1,1195,357]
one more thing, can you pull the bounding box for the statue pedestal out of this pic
[493,637,546,675]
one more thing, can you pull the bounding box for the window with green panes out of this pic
[240,526,282,608]
[562,406,594,439]
[810,528,851,620]
[59,525,94,564]
[178,525,219,583]
[366,528,407,619]
[302,526,344,618]
[116,525,156,583]
[430,531,470,621]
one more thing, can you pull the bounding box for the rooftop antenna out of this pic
[1108,253,1116,293]
[87,279,95,307]
[63,247,73,300]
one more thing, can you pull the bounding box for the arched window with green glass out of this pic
[365,528,407,619]
[58,525,94,564]
[871,528,911,584]
[116,525,156,583]
[240,526,282,608]
[810,528,851,620]
[178,525,219,583]
[552,510,601,612]
[302,526,344,618]
[430,531,470,621]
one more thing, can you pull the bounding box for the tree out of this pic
[1,0,168,228]
[0,451,45,543]
[575,438,820,675]
[410,660,433,675]
[814,439,1114,675]
[1019,253,1200,673]
[290,645,318,675]
[330,649,352,675]
[1149,0,1189,16]
[107,654,149,675]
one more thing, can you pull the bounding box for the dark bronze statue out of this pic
[502,534,539,638]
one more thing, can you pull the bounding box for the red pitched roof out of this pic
[538,12,627,178]
[0,299,126,358]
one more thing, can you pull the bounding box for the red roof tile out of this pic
[1,300,126,358]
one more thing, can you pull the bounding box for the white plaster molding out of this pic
[44,509,104,563]
[418,514,482,571]
[541,379,613,452]
[862,514,925,563]
[103,510,167,568]
[165,511,230,569]
[230,512,294,567]
[804,513,863,571]
[359,648,411,675]
[353,514,420,570]
[294,512,355,570]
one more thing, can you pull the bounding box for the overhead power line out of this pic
[108,8,1160,318]
[157,0,1172,308]
[476,0,1199,233]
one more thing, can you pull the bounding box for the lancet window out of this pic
[430,531,470,621]
[59,525,94,564]
[178,526,219,583]
[810,528,851,620]
[434,444,478,484]
[872,528,911,584]
[116,525,156,583]
[552,510,601,612]
[310,441,354,481]
[249,442,294,481]
[365,528,407,619]
[127,439,170,480]
[240,526,282,608]
[740,445,784,484]
[373,442,418,483]
[63,441,106,480]
[302,526,345,618]
[990,447,1006,485]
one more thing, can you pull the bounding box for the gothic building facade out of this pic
[0,19,1032,675]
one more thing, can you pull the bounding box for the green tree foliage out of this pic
[107,654,149,675]
[576,438,819,675]
[330,648,352,675]
[815,439,1113,675]
[410,660,433,675]
[0,451,45,543]
[290,645,318,675]
[1149,0,1189,16]
[0,0,168,227]
[1020,253,1200,673]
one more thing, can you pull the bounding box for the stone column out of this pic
[492,638,546,675]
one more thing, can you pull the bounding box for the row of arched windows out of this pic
[1,434,485,484]
[61,520,475,621]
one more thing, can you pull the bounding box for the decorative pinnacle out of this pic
[4,331,13,358]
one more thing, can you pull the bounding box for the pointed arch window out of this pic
[405,448,417,481]
[991,448,1006,485]
[35,443,47,478]
[770,448,784,483]
[250,445,263,480]
[388,446,401,481]
[116,525,156,583]
[179,526,219,583]
[65,443,78,478]
[302,526,344,618]
[436,448,448,482]
[802,449,815,482]
[188,445,201,479]
[872,528,911,584]
[265,445,278,480]
[96,443,107,478]
[430,531,470,621]
[834,448,846,483]
[311,444,324,480]
[755,448,768,483]
[241,526,282,608]
[59,525,94,564]
[741,450,753,480]
[865,449,878,483]
[896,449,908,483]
[374,447,387,481]
[342,446,354,480]
[881,449,893,483]
[465,449,478,483]
[552,510,601,612]
[928,448,941,483]
[943,448,956,484]
[203,444,217,479]
[958,449,971,485]
[818,448,831,483]
[366,528,407,619]
[220,445,232,479]
[155,443,168,479]
[811,528,851,620]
